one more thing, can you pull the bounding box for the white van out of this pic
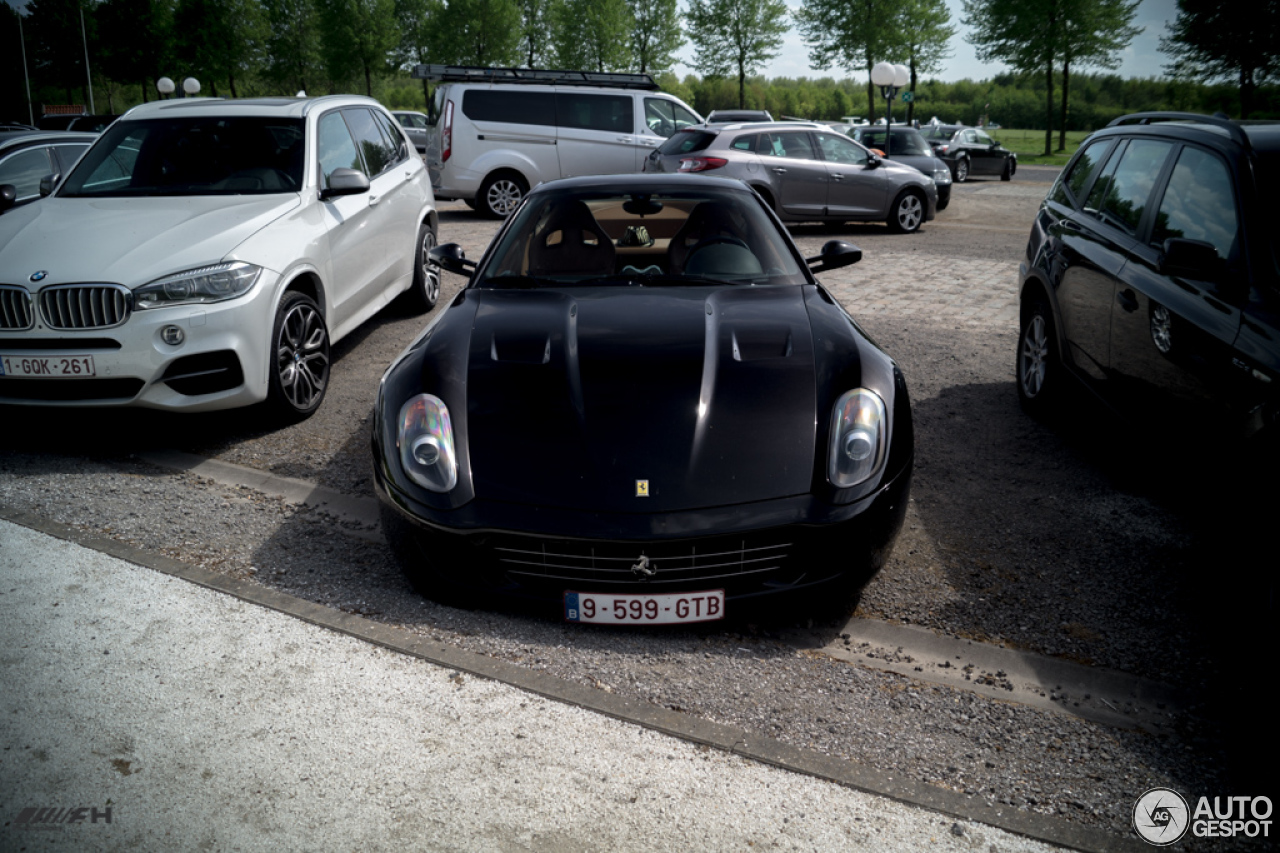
[414,65,702,218]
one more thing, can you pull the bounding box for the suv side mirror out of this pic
[319,167,370,200]
[429,243,475,278]
[0,184,16,212]
[39,173,59,197]
[1159,237,1224,280]
[806,240,862,273]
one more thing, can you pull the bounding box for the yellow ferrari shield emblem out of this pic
[635,480,649,497]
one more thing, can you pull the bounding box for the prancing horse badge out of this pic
[635,480,649,497]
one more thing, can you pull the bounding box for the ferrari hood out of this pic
[464,285,818,513]
[0,194,300,287]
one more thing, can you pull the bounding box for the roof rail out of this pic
[1106,111,1250,149]
[411,64,659,91]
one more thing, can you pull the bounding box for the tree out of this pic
[796,0,901,123]
[1160,0,1280,118]
[550,0,630,73]
[95,0,174,104]
[394,0,444,105]
[898,0,955,123]
[174,0,267,98]
[1057,0,1140,149]
[517,0,551,68]
[24,0,96,105]
[962,0,1061,155]
[686,0,788,109]
[263,0,324,96]
[316,0,398,95]
[440,0,522,67]
[627,0,683,75]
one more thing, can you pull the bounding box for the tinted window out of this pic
[371,109,408,164]
[318,111,364,184]
[815,132,868,164]
[0,147,53,201]
[60,117,305,196]
[1152,146,1238,260]
[1085,139,1172,235]
[962,130,977,143]
[761,132,815,160]
[52,143,91,174]
[646,99,701,137]
[857,129,929,156]
[1052,138,1112,206]
[975,130,994,146]
[344,108,395,176]
[556,93,632,133]
[729,134,758,152]
[657,130,714,156]
[396,113,428,129]
[463,90,556,126]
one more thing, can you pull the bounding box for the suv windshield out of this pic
[922,126,959,141]
[59,117,305,197]
[1258,150,1280,276]
[480,187,808,288]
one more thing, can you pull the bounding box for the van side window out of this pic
[463,90,556,126]
[644,98,700,138]
[1152,146,1239,261]
[556,93,633,133]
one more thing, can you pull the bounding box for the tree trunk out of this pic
[230,72,237,99]
[738,59,746,109]
[1044,58,1054,157]
[1058,59,1069,151]
[907,60,917,125]
[365,63,373,97]
[141,81,149,103]
[1240,66,1255,118]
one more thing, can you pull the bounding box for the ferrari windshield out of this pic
[479,187,809,288]
[59,117,305,197]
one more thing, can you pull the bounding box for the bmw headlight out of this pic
[398,393,457,492]
[828,388,888,488]
[933,165,952,185]
[134,262,262,310]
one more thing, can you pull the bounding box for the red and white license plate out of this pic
[0,355,96,378]
[564,590,725,625]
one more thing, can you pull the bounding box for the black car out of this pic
[1017,112,1278,448]
[848,126,953,210]
[921,124,1016,182]
[373,174,914,622]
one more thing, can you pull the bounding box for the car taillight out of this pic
[936,144,949,153]
[441,99,454,162]
[678,157,727,172]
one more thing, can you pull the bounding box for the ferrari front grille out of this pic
[492,535,793,585]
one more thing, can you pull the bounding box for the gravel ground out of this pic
[1,182,1271,850]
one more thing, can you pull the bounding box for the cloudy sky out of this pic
[673,0,1182,82]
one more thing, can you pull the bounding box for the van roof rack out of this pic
[1106,111,1250,149]
[411,64,659,91]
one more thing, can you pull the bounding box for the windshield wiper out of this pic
[575,273,747,287]
[478,274,564,289]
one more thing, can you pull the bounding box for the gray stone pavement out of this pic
[0,519,1064,852]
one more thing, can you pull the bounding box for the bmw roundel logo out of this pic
[30,270,48,282]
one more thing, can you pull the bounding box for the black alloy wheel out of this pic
[1017,296,1059,415]
[268,291,330,420]
[1001,158,1012,181]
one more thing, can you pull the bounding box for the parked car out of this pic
[392,110,431,156]
[66,114,119,133]
[1016,112,1277,451]
[847,125,952,210]
[0,95,438,420]
[921,124,1016,182]
[1,122,39,134]
[705,109,773,123]
[645,122,937,233]
[421,64,702,218]
[0,131,97,210]
[373,173,913,618]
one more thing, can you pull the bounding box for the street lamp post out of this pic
[869,62,911,158]
[156,77,201,100]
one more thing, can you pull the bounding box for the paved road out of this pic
[0,519,1061,852]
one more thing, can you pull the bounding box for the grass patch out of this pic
[987,128,1093,166]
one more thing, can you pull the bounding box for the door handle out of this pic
[616,136,633,143]
[368,194,379,206]
[772,167,787,174]
[1116,289,1138,312]
[831,173,844,180]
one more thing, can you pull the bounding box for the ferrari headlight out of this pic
[828,388,887,488]
[398,393,457,492]
[135,262,262,309]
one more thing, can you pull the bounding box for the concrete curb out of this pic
[0,504,1148,853]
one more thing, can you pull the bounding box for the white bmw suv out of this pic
[0,95,439,420]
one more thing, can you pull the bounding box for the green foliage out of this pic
[686,0,788,108]
[262,0,324,96]
[316,0,398,95]
[1160,0,1280,118]
[628,0,684,74]
[440,0,522,67]
[551,0,631,73]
